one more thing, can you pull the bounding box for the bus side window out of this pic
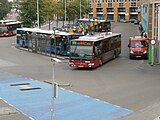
[94,46,98,57]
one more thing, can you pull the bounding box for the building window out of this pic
[119,3,124,7]
[108,3,112,7]
[131,2,136,6]
[97,3,101,7]
[108,0,112,2]
[97,8,103,12]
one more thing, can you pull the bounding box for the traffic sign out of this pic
[150,39,156,45]
[53,27,56,31]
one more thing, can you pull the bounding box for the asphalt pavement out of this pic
[0,22,160,120]
[0,60,160,120]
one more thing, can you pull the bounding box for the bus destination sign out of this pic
[71,41,92,46]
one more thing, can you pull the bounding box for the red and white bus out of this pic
[0,20,22,37]
[69,32,121,68]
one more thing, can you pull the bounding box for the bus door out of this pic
[61,35,68,55]
[31,32,37,52]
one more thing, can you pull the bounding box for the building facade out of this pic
[141,0,160,64]
[88,0,141,22]
[141,0,160,39]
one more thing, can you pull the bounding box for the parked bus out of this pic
[69,32,121,68]
[0,20,22,37]
[77,18,111,32]
[128,36,148,59]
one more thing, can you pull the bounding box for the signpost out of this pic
[53,27,56,57]
[151,39,156,66]
[51,58,61,120]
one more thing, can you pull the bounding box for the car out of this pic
[130,19,136,23]
[134,20,139,24]
[119,19,127,23]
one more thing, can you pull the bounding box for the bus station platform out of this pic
[0,70,132,120]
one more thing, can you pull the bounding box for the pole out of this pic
[0,2,3,20]
[151,0,155,66]
[65,0,67,24]
[51,62,55,120]
[51,58,61,120]
[158,5,160,64]
[53,27,56,57]
[37,0,40,28]
[80,0,82,19]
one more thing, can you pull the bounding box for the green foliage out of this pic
[67,0,91,21]
[18,0,91,27]
[19,0,47,27]
[0,0,11,20]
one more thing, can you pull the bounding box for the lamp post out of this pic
[80,0,82,19]
[65,0,66,24]
[151,0,155,66]
[0,2,3,20]
[53,27,57,57]
[51,58,61,120]
[37,0,40,28]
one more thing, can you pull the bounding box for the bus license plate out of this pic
[78,65,84,68]
[136,56,141,58]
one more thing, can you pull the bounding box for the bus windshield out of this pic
[131,41,146,48]
[0,26,8,33]
[70,45,93,60]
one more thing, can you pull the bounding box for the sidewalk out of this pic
[0,99,32,120]
[136,60,160,72]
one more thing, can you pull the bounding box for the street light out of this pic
[37,0,40,28]
[0,2,3,20]
[65,0,66,24]
[80,0,82,19]
[151,0,155,66]
[51,58,61,120]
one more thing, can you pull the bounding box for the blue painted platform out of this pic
[0,71,132,120]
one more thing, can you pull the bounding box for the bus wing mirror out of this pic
[128,44,130,47]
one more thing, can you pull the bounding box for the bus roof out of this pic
[5,21,22,25]
[76,33,121,42]
[78,18,106,22]
[0,20,17,24]
[56,31,83,36]
[17,28,41,32]
[36,29,55,35]
[17,28,59,35]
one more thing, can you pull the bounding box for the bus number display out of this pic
[71,41,92,46]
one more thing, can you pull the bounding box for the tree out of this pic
[43,0,56,29]
[66,0,91,23]
[19,0,46,27]
[0,0,11,20]
[54,2,64,27]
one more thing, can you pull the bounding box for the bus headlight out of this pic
[143,50,147,54]
[88,63,94,66]
[130,50,134,54]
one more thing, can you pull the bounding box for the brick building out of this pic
[88,0,141,22]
